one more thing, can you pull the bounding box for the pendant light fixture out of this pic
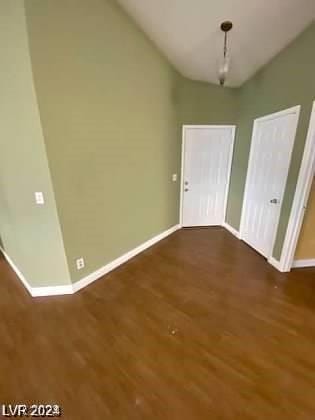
[218,21,233,86]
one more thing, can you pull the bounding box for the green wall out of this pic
[25,0,183,282]
[0,0,70,288]
[176,75,239,125]
[225,23,315,260]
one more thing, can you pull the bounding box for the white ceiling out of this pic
[116,0,315,87]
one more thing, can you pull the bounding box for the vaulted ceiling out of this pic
[116,0,315,87]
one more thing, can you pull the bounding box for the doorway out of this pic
[240,106,300,259]
[180,125,235,227]
[277,100,315,271]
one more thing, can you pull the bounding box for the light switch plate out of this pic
[172,174,177,182]
[35,192,45,205]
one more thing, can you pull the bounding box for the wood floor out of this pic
[1,227,315,419]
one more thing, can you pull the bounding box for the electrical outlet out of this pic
[76,257,85,270]
[35,192,45,205]
[172,174,177,182]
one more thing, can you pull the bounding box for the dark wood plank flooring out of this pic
[1,227,315,419]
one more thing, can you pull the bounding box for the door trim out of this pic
[277,101,315,272]
[239,105,301,260]
[179,125,236,227]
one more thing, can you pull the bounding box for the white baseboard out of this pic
[222,222,240,239]
[0,247,33,296]
[292,259,315,268]
[1,224,180,297]
[72,224,180,293]
[0,246,73,297]
[31,285,74,297]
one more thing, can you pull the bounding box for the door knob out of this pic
[184,188,189,192]
[270,198,279,204]
[184,181,189,186]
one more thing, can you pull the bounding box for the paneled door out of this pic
[240,106,300,259]
[181,126,235,227]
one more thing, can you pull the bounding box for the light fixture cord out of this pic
[224,31,228,58]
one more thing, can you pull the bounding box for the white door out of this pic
[241,106,300,258]
[181,126,235,227]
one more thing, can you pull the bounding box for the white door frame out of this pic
[179,125,236,227]
[239,105,301,263]
[273,100,315,272]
